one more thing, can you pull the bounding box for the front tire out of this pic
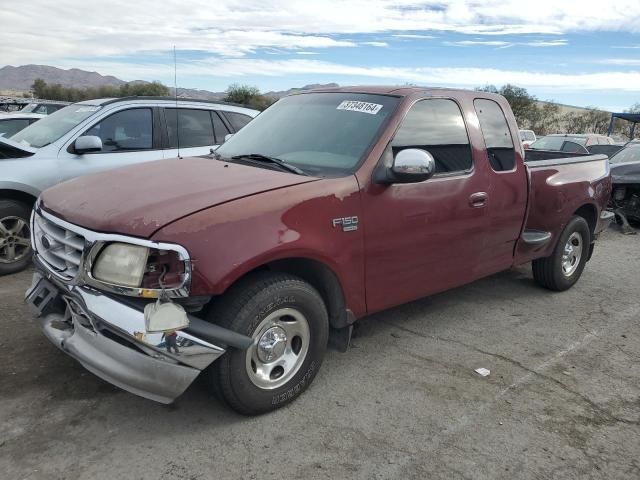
[532,216,591,291]
[207,272,329,415]
[0,200,32,276]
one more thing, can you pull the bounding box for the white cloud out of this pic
[524,39,568,47]
[361,41,389,47]
[446,38,568,48]
[446,40,512,47]
[1,0,640,65]
[392,34,436,39]
[56,58,640,92]
[599,58,640,66]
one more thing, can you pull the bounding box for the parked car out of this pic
[0,97,259,274]
[0,112,45,138]
[26,87,612,414]
[608,143,640,232]
[19,101,70,115]
[530,133,615,152]
[519,129,536,147]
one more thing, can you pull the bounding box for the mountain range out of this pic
[0,64,339,99]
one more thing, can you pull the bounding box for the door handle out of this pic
[469,192,488,208]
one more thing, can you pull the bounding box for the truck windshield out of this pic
[10,104,101,148]
[531,136,587,150]
[215,93,399,176]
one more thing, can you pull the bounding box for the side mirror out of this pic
[224,133,234,143]
[74,135,102,154]
[375,148,436,184]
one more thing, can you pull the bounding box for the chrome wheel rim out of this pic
[0,216,31,264]
[246,308,310,390]
[561,231,583,277]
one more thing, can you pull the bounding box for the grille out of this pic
[33,211,86,280]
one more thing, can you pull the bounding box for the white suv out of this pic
[0,97,259,274]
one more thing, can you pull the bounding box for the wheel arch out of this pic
[213,256,353,330]
[573,203,598,237]
[0,189,38,208]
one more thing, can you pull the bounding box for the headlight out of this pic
[93,243,149,287]
[91,242,189,297]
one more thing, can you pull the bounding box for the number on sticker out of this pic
[336,100,383,115]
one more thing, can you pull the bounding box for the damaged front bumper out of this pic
[27,270,236,404]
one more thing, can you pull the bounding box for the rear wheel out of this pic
[207,272,329,415]
[0,200,32,276]
[532,216,591,291]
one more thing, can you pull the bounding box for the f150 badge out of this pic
[332,216,359,232]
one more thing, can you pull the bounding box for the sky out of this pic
[1,0,640,111]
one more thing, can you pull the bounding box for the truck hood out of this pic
[0,135,37,158]
[40,157,319,238]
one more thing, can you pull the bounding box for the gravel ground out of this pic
[0,228,639,480]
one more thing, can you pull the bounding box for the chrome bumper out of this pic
[27,272,226,404]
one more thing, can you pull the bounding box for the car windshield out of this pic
[0,119,31,137]
[10,104,101,148]
[531,136,587,150]
[215,92,399,176]
[610,146,640,164]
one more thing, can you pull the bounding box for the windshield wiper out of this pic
[231,153,307,176]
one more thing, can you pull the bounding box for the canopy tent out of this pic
[608,112,640,138]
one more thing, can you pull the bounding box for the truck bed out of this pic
[515,152,611,264]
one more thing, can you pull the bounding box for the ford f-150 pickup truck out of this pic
[26,86,612,415]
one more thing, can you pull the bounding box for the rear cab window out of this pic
[390,98,473,174]
[474,99,516,171]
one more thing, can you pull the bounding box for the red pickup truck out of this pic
[26,87,612,414]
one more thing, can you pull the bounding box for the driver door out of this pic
[59,107,163,182]
[362,98,491,313]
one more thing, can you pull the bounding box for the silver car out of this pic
[0,97,259,274]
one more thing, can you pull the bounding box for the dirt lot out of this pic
[0,228,638,480]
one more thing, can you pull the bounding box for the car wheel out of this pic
[532,215,591,291]
[207,272,329,415]
[0,200,32,276]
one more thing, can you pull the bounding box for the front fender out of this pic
[152,177,367,317]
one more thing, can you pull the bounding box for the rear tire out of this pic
[532,216,591,291]
[0,200,32,276]
[207,272,328,415]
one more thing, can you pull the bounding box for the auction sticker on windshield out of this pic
[337,100,383,115]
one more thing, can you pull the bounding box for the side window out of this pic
[223,111,252,132]
[211,111,231,144]
[165,109,215,148]
[474,99,516,171]
[391,99,472,174]
[85,108,153,152]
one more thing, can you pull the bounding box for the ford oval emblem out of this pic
[41,235,51,250]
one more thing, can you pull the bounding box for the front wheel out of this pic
[532,215,591,291]
[207,272,329,415]
[0,200,33,276]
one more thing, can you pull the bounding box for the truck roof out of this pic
[303,85,505,101]
[75,96,256,111]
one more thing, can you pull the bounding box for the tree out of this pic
[223,84,275,111]
[31,78,47,98]
[476,84,538,128]
[563,107,611,135]
[28,78,169,102]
